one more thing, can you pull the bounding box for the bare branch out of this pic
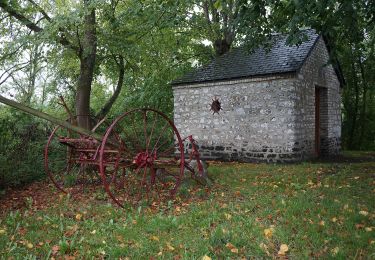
[27,0,51,22]
[96,55,125,120]
[0,61,30,85]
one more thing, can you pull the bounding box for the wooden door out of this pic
[315,87,321,157]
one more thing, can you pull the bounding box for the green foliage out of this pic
[0,107,47,188]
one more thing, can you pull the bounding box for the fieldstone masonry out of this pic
[173,37,341,162]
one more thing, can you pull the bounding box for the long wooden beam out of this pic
[0,94,103,141]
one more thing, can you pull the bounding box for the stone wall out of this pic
[296,37,341,157]
[173,37,341,162]
[173,75,303,162]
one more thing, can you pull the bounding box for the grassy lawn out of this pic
[0,152,374,259]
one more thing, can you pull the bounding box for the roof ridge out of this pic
[172,29,319,86]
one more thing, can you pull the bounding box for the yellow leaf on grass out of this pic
[264,228,273,238]
[75,214,82,221]
[331,217,337,223]
[202,255,212,260]
[150,235,160,241]
[365,227,373,232]
[331,247,339,255]
[0,229,5,235]
[359,211,368,216]
[278,244,289,255]
[26,243,33,249]
[166,242,175,251]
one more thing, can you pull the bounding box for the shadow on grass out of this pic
[309,151,375,164]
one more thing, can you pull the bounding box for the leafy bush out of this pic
[0,107,48,189]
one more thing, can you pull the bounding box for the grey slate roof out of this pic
[172,29,319,85]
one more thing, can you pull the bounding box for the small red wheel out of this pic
[44,125,85,194]
[99,108,185,207]
[45,117,106,194]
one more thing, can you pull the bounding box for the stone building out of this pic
[172,29,344,162]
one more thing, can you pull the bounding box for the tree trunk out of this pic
[214,39,230,56]
[96,56,125,120]
[76,2,97,130]
[358,57,368,148]
[348,60,360,149]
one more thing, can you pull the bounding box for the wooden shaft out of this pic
[0,94,103,141]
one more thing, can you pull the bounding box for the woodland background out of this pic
[0,0,374,188]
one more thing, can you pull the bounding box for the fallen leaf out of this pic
[166,242,175,251]
[278,244,289,255]
[355,223,365,229]
[202,255,212,260]
[75,213,82,221]
[319,220,325,226]
[224,213,232,220]
[264,228,273,238]
[331,247,339,256]
[365,227,373,232]
[359,211,368,216]
[26,243,33,249]
[150,235,160,241]
[0,229,5,235]
[51,245,60,255]
[226,242,238,253]
[331,217,337,223]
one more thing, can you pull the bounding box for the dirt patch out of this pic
[0,181,59,215]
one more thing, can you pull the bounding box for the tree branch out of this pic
[95,56,125,120]
[27,0,51,22]
[0,0,79,53]
[0,1,42,32]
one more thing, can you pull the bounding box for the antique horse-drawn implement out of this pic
[0,95,207,207]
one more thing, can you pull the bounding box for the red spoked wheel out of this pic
[99,108,185,207]
[45,117,106,194]
[44,126,86,194]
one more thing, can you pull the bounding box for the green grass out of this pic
[0,152,374,259]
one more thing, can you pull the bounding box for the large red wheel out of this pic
[99,108,185,207]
